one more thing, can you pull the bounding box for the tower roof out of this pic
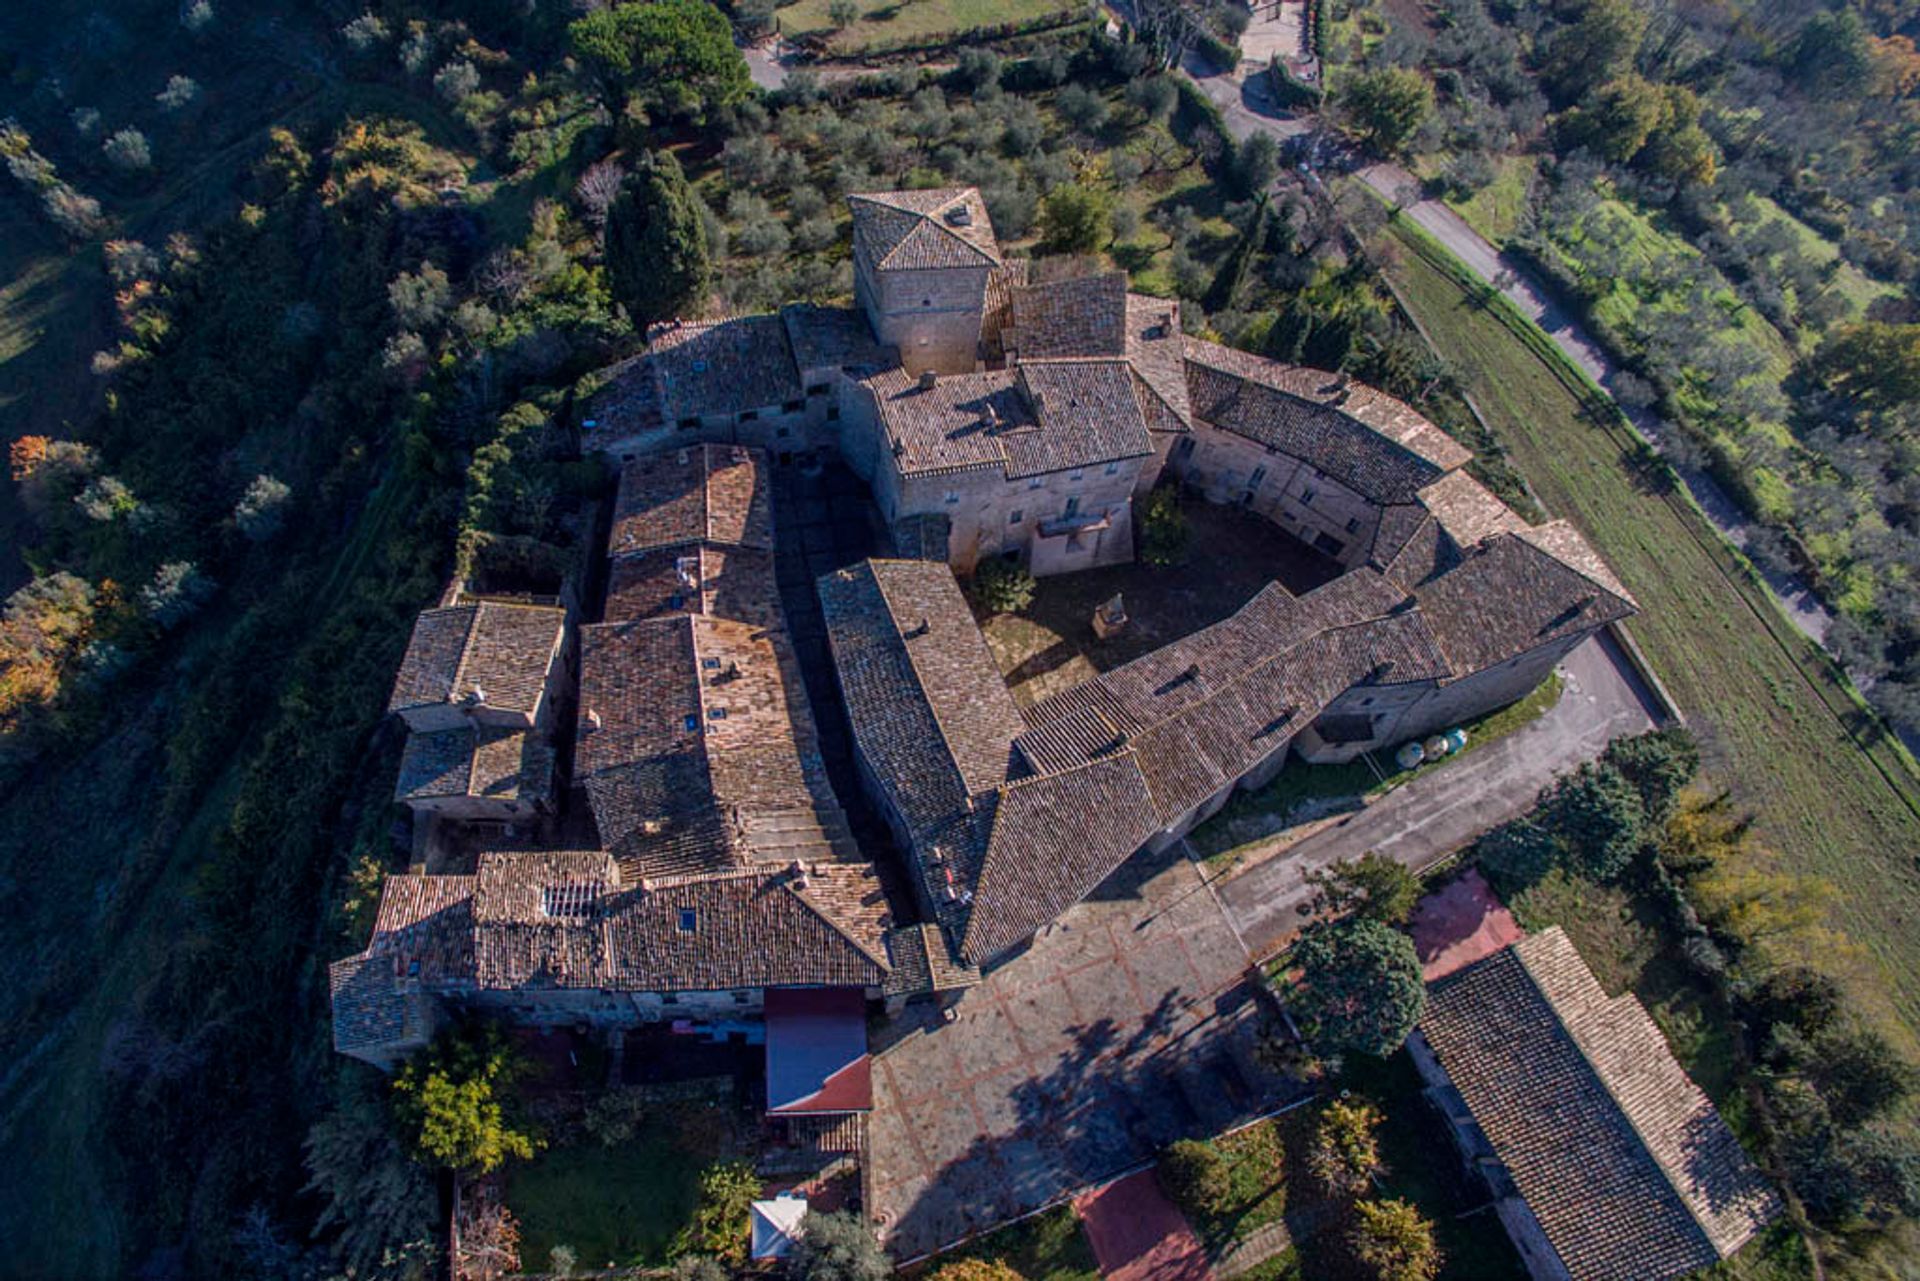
[849,188,1002,272]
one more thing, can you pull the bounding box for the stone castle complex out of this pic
[332,190,1636,1117]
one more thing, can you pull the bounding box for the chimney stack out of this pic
[918,369,938,391]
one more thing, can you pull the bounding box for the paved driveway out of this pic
[867,845,1303,1261]
[1212,633,1660,957]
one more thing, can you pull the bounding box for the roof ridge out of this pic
[784,877,893,971]
[446,604,485,702]
[1510,928,1725,1258]
[1512,522,1639,609]
[865,562,984,811]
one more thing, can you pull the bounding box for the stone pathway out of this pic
[866,844,1310,1261]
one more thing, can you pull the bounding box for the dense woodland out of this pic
[1324,0,1920,738]
[1,0,1918,1277]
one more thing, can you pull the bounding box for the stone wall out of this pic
[856,259,990,375]
[1170,421,1382,569]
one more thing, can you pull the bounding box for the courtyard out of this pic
[980,493,1343,707]
[866,841,1307,1261]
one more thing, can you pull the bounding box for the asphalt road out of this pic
[1353,162,1837,647]
[1209,633,1662,958]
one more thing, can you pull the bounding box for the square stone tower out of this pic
[848,188,1001,376]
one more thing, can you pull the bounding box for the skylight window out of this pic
[678,908,697,932]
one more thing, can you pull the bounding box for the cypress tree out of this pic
[605,150,712,331]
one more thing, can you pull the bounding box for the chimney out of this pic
[586,708,602,731]
[790,860,811,891]
[984,403,1001,432]
[918,369,938,391]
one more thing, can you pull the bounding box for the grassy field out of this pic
[1442,153,1537,245]
[1380,219,1920,1059]
[776,0,1071,51]
[508,1122,717,1269]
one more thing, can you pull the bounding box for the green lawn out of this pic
[932,1203,1099,1281]
[508,1123,717,1270]
[1446,153,1537,245]
[1186,1115,1294,1247]
[776,0,1071,52]
[1381,219,1920,1061]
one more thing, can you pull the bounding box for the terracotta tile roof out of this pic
[1418,526,1637,676]
[1018,571,1449,824]
[960,752,1160,963]
[649,316,802,422]
[606,545,783,629]
[781,303,896,374]
[867,367,1027,476]
[849,188,1001,272]
[1010,272,1128,359]
[863,362,1152,480]
[388,602,564,718]
[1417,471,1528,550]
[1124,294,1192,433]
[394,726,554,805]
[1183,339,1470,502]
[882,923,981,996]
[610,444,772,559]
[819,560,1022,935]
[1421,928,1778,1278]
[468,859,890,992]
[1004,360,1154,479]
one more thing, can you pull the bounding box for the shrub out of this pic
[1040,183,1113,254]
[1308,1098,1384,1199]
[1140,486,1189,565]
[928,1260,1024,1281]
[233,474,292,542]
[391,1024,540,1174]
[971,559,1035,613]
[679,1159,760,1261]
[1347,1197,1440,1281]
[1288,918,1426,1058]
[789,1210,891,1281]
[103,128,152,172]
[1157,1138,1231,1220]
[1306,851,1420,925]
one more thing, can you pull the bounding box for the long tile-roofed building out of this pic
[1418,525,1637,676]
[1183,337,1471,503]
[849,188,1001,273]
[1124,293,1192,434]
[650,315,804,424]
[388,601,565,721]
[1416,928,1777,1279]
[611,443,772,556]
[782,303,898,375]
[1004,360,1153,479]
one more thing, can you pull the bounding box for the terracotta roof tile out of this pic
[610,444,772,559]
[1418,527,1636,676]
[388,602,563,719]
[650,316,802,422]
[781,303,896,375]
[849,188,1001,271]
[1420,928,1778,1278]
[1009,272,1128,359]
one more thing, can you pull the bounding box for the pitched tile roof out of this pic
[819,560,1023,940]
[388,602,564,718]
[1124,294,1192,433]
[1004,360,1154,479]
[862,362,1152,480]
[781,303,896,375]
[610,444,772,558]
[394,726,554,805]
[605,545,783,629]
[1420,928,1778,1279]
[1009,272,1128,359]
[1018,570,1450,824]
[1417,525,1637,676]
[650,315,803,422]
[882,922,981,996]
[961,752,1160,963]
[1416,471,1528,550]
[849,188,1001,272]
[1183,339,1470,503]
